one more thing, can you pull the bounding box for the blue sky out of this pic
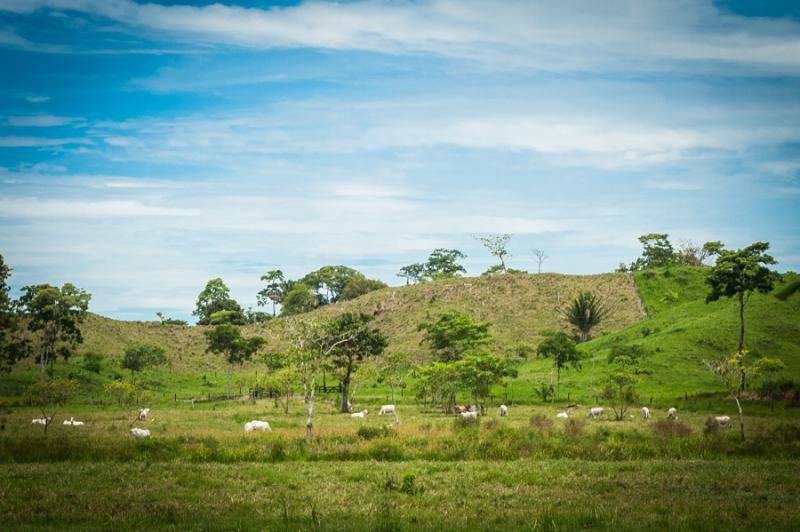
[0,0,799,322]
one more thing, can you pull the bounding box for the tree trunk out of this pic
[738,292,745,353]
[341,362,352,413]
[305,372,315,441]
[734,395,745,441]
[390,384,396,404]
[556,366,561,402]
[283,390,289,414]
[226,365,232,399]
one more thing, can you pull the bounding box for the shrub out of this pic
[82,351,105,373]
[529,414,554,433]
[358,425,391,440]
[369,442,404,461]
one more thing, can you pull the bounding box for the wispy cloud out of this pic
[6,115,76,127]
[0,136,91,147]
[25,95,50,103]
[0,198,197,218]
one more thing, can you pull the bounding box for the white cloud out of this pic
[0,136,90,147]
[6,115,75,127]
[647,179,707,191]
[4,1,800,72]
[0,198,196,218]
[25,95,51,103]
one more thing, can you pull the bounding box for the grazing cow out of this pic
[468,405,478,413]
[556,412,570,419]
[130,428,150,438]
[136,408,150,421]
[453,405,468,414]
[499,405,508,417]
[244,420,271,432]
[588,407,604,419]
[460,411,478,418]
[63,417,84,426]
[31,417,50,425]
[642,407,651,420]
[667,407,678,420]
[351,409,368,419]
[714,415,731,427]
[379,405,396,416]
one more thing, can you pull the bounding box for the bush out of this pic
[357,425,391,440]
[369,442,404,461]
[82,352,105,373]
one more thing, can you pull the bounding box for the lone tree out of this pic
[397,263,426,285]
[204,324,265,398]
[564,291,608,342]
[17,283,91,384]
[194,278,246,325]
[706,350,784,440]
[705,242,779,356]
[258,270,288,316]
[121,343,167,381]
[26,377,80,435]
[476,233,513,272]
[630,233,675,270]
[425,249,467,279]
[536,332,581,402]
[531,248,548,274]
[418,310,493,362]
[325,312,387,412]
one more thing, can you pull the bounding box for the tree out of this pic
[193,278,246,325]
[121,343,167,381]
[705,242,779,357]
[17,283,91,384]
[424,248,467,279]
[532,248,548,274]
[677,240,725,266]
[603,356,639,421]
[245,307,271,324]
[325,312,387,412]
[564,291,608,342]
[706,350,785,440]
[377,352,412,404]
[26,377,79,434]
[258,270,288,316]
[301,265,364,304]
[204,324,265,398]
[0,254,26,375]
[418,310,493,362]
[413,361,462,414]
[340,278,388,301]
[630,233,675,270]
[397,263,426,285]
[537,332,581,402]
[456,350,509,413]
[476,234,513,272]
[280,282,319,316]
[263,366,299,414]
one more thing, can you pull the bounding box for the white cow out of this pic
[130,428,150,438]
[379,404,396,416]
[244,420,272,432]
[556,412,570,419]
[136,408,150,421]
[460,411,478,418]
[588,407,604,419]
[667,407,678,420]
[642,407,651,420]
[499,405,508,417]
[714,415,731,427]
[31,417,50,425]
[63,417,84,426]
[351,409,368,419]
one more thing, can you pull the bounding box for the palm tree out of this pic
[564,291,608,342]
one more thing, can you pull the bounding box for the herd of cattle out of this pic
[29,403,733,439]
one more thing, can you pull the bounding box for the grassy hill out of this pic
[2,267,798,403]
[513,266,800,405]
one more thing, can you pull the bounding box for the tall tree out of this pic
[397,263,426,285]
[257,270,287,316]
[325,312,387,412]
[301,265,364,304]
[121,343,167,381]
[631,233,675,270]
[193,278,246,325]
[377,352,412,404]
[531,248,548,274]
[418,310,493,362]
[537,332,581,401]
[564,291,608,342]
[705,242,779,356]
[456,350,510,413]
[476,233,513,272]
[0,255,25,375]
[204,324,265,398]
[280,282,319,316]
[17,283,91,384]
[424,249,467,279]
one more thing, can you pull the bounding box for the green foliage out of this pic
[26,377,80,432]
[155,312,188,326]
[509,342,536,360]
[398,249,467,283]
[81,351,105,373]
[301,265,365,304]
[340,278,388,301]
[103,379,146,406]
[537,332,581,401]
[603,354,646,420]
[476,233,513,272]
[204,325,264,367]
[193,278,246,325]
[418,310,493,362]
[357,425,391,440]
[377,352,412,403]
[17,282,91,376]
[0,254,25,374]
[121,343,167,379]
[280,283,319,316]
[630,233,675,270]
[244,308,271,324]
[564,291,608,342]
[257,270,289,316]
[455,350,509,409]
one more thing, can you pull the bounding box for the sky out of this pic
[0,0,799,322]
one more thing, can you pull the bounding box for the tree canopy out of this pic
[193,278,246,325]
[418,310,493,362]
